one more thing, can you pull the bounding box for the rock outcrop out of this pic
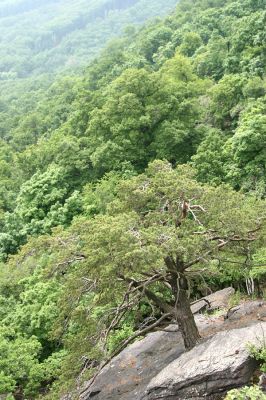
[75,294,266,400]
[80,326,185,400]
[144,322,266,400]
[226,300,266,321]
[191,287,235,314]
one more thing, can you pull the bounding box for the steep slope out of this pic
[0,0,177,78]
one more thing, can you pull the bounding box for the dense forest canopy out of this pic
[0,0,265,398]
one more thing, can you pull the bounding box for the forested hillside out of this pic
[0,0,265,398]
[0,0,177,156]
[0,0,177,78]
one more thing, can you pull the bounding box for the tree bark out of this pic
[165,256,201,350]
[175,287,201,350]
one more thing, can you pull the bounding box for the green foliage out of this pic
[107,323,135,354]
[192,128,227,185]
[0,232,78,397]
[225,386,266,400]
[0,329,41,394]
[251,249,266,281]
[0,164,83,260]
[249,344,266,373]
[228,291,242,308]
[227,96,266,194]
[82,169,135,217]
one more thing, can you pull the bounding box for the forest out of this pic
[0,0,265,398]
[0,0,177,79]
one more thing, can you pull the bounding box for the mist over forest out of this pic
[0,0,177,78]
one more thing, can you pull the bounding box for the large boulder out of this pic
[191,287,235,314]
[80,326,185,400]
[226,300,266,321]
[144,322,266,400]
[79,310,230,400]
[70,293,265,400]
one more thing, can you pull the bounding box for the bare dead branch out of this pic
[189,209,203,226]
[190,204,206,212]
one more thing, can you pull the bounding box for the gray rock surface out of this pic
[144,322,266,400]
[80,301,234,400]
[191,287,235,314]
[80,326,185,400]
[226,300,266,321]
[71,293,265,400]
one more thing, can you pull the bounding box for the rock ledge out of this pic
[144,322,266,400]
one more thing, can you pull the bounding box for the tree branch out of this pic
[82,313,171,396]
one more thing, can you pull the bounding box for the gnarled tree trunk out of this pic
[175,287,201,349]
[165,256,201,350]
